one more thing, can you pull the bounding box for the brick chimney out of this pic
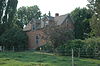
[55,13,59,17]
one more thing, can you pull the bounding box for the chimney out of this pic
[55,13,59,17]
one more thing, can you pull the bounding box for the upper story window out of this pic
[36,23,41,29]
[32,25,35,30]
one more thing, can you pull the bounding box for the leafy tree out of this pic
[17,5,41,26]
[88,0,100,36]
[71,8,93,39]
[0,0,18,36]
[0,26,28,51]
[0,0,28,51]
[44,26,74,49]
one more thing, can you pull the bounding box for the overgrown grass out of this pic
[0,51,100,66]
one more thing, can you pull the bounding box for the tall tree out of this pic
[17,5,41,26]
[71,8,93,39]
[0,0,20,51]
[0,26,28,51]
[0,0,18,35]
[88,0,100,36]
[0,0,6,23]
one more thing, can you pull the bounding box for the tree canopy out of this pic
[17,5,41,26]
[88,0,100,36]
[71,8,93,39]
[0,0,28,51]
[0,26,28,51]
[0,0,18,36]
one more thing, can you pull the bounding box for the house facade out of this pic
[23,13,74,49]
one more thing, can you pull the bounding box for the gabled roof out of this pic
[23,22,32,31]
[23,18,41,31]
[23,14,74,31]
[54,14,68,25]
[47,16,54,21]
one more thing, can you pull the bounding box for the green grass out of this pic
[0,51,100,66]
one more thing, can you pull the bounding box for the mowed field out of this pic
[0,51,100,66]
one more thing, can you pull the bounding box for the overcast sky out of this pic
[17,0,89,16]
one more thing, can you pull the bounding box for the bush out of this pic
[0,27,28,51]
[56,39,84,56]
[56,37,100,59]
[83,37,100,59]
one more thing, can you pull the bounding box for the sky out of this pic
[17,0,89,16]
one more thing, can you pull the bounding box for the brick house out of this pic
[23,13,74,50]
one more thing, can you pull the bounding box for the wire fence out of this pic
[0,47,100,66]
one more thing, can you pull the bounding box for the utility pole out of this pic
[72,49,74,66]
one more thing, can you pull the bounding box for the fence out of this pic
[0,47,100,66]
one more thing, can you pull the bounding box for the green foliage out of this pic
[0,0,28,51]
[88,0,100,36]
[71,8,93,39]
[90,13,100,37]
[17,5,41,25]
[56,37,100,59]
[0,0,18,35]
[56,39,84,56]
[0,26,28,51]
[84,37,100,58]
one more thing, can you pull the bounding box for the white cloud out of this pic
[18,0,88,16]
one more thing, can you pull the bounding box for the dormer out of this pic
[31,19,41,30]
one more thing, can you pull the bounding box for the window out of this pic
[36,35,39,44]
[33,25,35,30]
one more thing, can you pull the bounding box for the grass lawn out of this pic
[0,51,100,66]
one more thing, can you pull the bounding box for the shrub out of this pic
[56,39,84,56]
[83,37,100,59]
[0,27,28,51]
[56,37,100,59]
